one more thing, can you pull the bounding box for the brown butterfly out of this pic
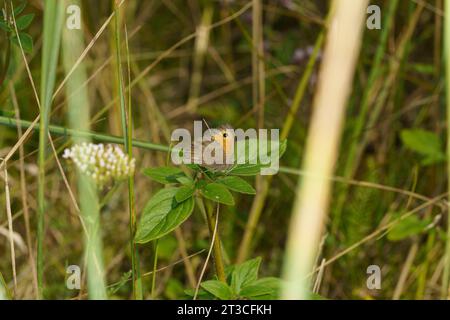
[189,123,235,172]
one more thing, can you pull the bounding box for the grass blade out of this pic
[114,3,143,299]
[282,0,369,299]
[62,0,107,299]
[37,0,64,299]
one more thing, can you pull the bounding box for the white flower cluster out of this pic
[63,143,136,186]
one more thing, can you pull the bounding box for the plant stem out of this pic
[10,84,39,298]
[197,197,226,283]
[0,115,170,152]
[0,29,11,87]
[282,0,368,299]
[62,0,107,299]
[151,239,159,299]
[114,2,142,299]
[37,0,64,299]
[187,3,213,112]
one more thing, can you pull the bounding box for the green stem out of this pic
[151,239,159,299]
[114,3,142,300]
[197,197,226,282]
[0,115,170,152]
[0,32,11,87]
[37,0,64,299]
[62,0,107,299]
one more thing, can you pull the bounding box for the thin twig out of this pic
[194,205,220,300]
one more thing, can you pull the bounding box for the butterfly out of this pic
[189,123,235,172]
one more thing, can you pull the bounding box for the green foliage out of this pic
[400,129,446,165]
[200,280,233,300]
[137,145,285,294]
[231,257,261,293]
[137,165,257,243]
[136,137,286,273]
[108,270,133,295]
[239,278,281,299]
[191,257,281,300]
[15,13,35,30]
[175,184,195,202]
[135,188,195,243]
[13,1,27,16]
[387,214,431,241]
[0,0,446,301]
[200,182,235,206]
[0,1,34,53]
[11,32,33,53]
[136,141,285,243]
[143,167,186,184]
[164,279,185,300]
[217,176,256,194]
[228,139,287,176]
[342,157,380,247]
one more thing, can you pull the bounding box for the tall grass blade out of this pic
[282,0,369,299]
[37,0,64,299]
[62,0,107,299]
[114,3,142,299]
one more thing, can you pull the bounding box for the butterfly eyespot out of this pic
[223,133,228,138]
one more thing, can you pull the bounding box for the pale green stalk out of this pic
[37,0,64,299]
[114,4,142,299]
[282,0,368,299]
[62,0,107,299]
[0,115,170,152]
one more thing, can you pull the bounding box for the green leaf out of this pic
[200,280,233,300]
[0,20,10,32]
[11,32,33,53]
[183,288,214,300]
[217,176,256,194]
[186,164,201,171]
[200,182,235,206]
[175,185,195,203]
[143,167,186,184]
[176,176,194,185]
[421,153,447,166]
[135,188,194,243]
[156,235,178,260]
[231,257,261,294]
[401,129,443,158]
[108,270,132,295]
[278,139,287,158]
[239,277,281,300]
[164,279,185,300]
[227,164,262,176]
[15,13,34,30]
[409,63,435,75]
[13,2,27,16]
[228,139,287,176]
[387,215,430,241]
[234,138,286,163]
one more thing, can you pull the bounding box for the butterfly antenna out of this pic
[202,118,212,134]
